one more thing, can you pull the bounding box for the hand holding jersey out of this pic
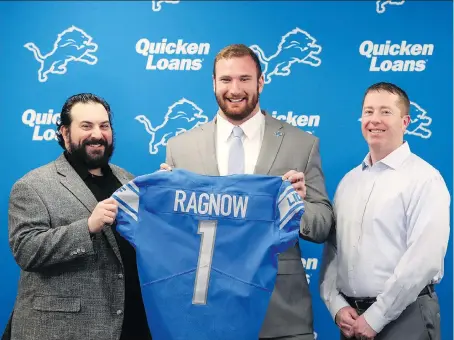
[87,197,118,233]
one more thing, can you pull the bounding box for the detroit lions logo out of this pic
[249,28,322,84]
[406,102,432,139]
[136,98,209,154]
[151,0,180,11]
[376,0,405,13]
[24,26,98,83]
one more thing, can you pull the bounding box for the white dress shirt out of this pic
[319,142,450,333]
[216,109,265,175]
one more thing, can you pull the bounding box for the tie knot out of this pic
[232,126,244,138]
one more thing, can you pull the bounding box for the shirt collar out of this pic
[362,141,411,170]
[217,107,263,142]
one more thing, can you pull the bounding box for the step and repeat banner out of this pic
[0,1,452,339]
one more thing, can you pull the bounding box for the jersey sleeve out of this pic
[111,179,140,246]
[275,180,305,253]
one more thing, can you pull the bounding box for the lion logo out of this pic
[376,0,405,14]
[136,98,209,155]
[24,25,98,82]
[151,0,180,11]
[406,102,432,139]
[250,28,322,84]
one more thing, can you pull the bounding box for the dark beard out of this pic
[215,85,260,122]
[68,136,114,170]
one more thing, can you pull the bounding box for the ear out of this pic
[61,126,70,149]
[258,74,265,94]
[402,115,411,131]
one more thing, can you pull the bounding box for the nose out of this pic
[229,80,241,95]
[90,126,103,139]
[369,112,381,124]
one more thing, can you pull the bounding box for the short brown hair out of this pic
[213,44,262,78]
[363,82,410,116]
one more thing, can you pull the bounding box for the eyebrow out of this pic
[219,74,253,79]
[80,120,110,124]
[363,106,392,110]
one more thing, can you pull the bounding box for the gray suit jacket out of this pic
[166,112,334,338]
[7,154,134,340]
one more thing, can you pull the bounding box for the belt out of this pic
[342,284,434,311]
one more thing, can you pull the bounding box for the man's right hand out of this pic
[88,198,118,234]
[159,163,172,171]
[335,306,359,338]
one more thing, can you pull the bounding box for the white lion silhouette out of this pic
[24,25,98,82]
[250,28,322,84]
[136,98,208,154]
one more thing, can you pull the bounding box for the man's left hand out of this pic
[353,315,377,340]
[282,170,306,199]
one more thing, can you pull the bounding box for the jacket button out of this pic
[118,274,124,279]
[116,309,123,315]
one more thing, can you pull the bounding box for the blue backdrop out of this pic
[1,1,452,339]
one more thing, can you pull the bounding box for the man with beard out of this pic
[162,44,334,340]
[6,93,152,340]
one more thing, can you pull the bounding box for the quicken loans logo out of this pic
[359,40,434,72]
[136,38,210,71]
[22,109,60,141]
[271,111,320,133]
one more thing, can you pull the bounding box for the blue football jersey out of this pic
[112,169,305,340]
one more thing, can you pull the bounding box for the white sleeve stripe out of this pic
[114,185,139,212]
[278,185,294,204]
[116,199,138,222]
[113,194,138,216]
[279,199,304,223]
[278,203,304,230]
[127,182,140,195]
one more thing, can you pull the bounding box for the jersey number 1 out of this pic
[192,220,217,305]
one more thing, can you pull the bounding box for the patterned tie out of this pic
[227,126,245,175]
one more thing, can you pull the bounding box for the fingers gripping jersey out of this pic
[112,169,305,340]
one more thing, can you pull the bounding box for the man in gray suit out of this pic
[162,44,334,339]
[7,94,151,340]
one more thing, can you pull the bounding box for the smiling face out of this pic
[61,102,114,170]
[213,55,264,124]
[361,90,410,161]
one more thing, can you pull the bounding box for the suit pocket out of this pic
[32,295,81,313]
[417,294,440,340]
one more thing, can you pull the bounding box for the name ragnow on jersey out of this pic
[136,38,210,71]
[22,108,60,141]
[359,40,434,72]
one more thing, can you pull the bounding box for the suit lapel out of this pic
[111,167,130,185]
[56,154,98,213]
[254,113,284,175]
[56,154,127,267]
[198,119,220,175]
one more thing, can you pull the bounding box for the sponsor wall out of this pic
[0,1,452,339]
